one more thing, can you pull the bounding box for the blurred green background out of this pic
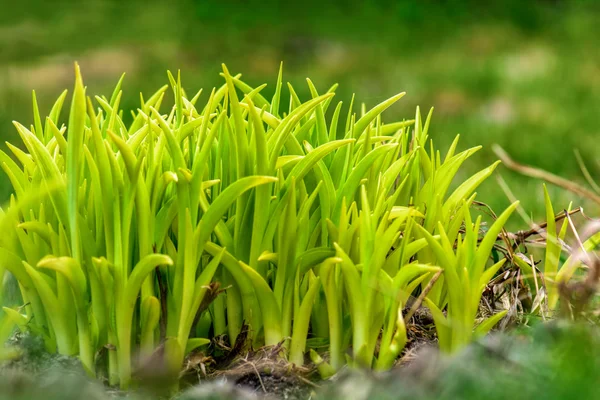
[1,0,599,225]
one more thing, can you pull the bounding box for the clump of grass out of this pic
[0,63,515,389]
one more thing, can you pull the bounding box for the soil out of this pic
[235,372,313,400]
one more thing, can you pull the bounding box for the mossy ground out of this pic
[3,322,600,399]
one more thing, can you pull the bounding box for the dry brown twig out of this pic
[404,270,443,324]
[493,144,600,205]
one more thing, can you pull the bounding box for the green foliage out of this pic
[417,201,516,352]
[0,64,514,388]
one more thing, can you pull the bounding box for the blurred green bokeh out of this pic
[1,0,599,225]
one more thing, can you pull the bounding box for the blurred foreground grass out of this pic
[3,323,600,400]
[1,0,599,227]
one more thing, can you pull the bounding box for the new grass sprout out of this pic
[0,64,517,389]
